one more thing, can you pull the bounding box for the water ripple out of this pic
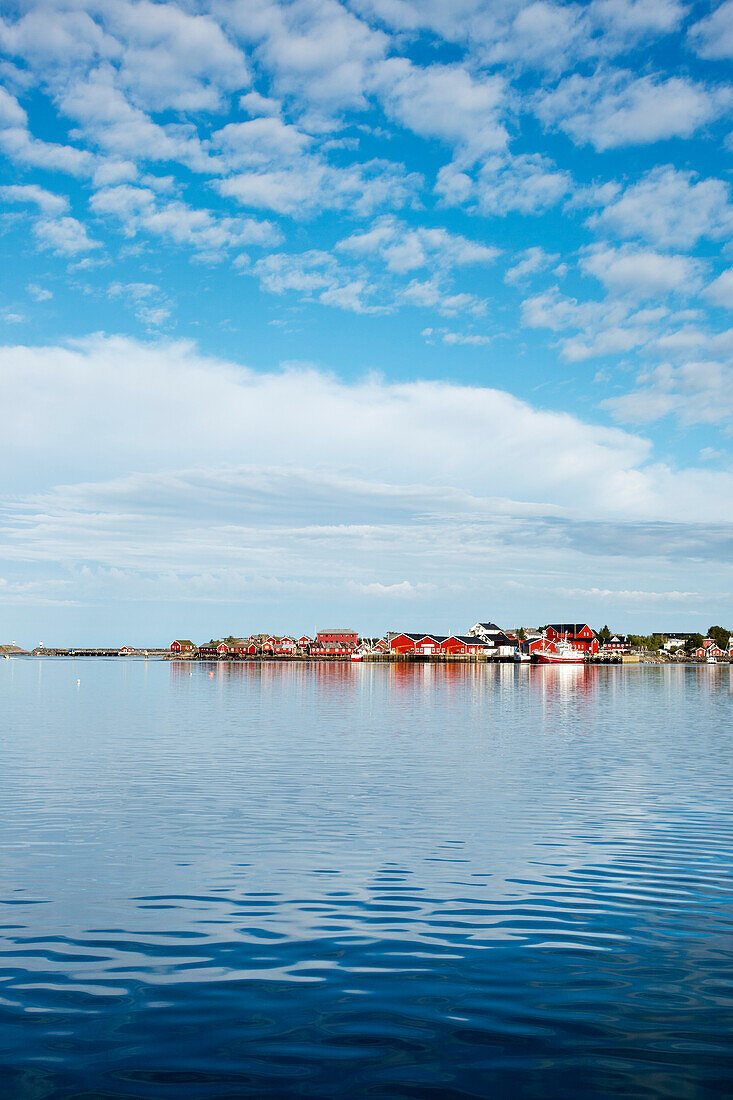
[0,661,732,1096]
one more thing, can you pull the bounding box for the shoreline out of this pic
[5,653,730,667]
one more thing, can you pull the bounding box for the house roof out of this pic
[173,639,194,646]
[546,623,596,636]
[463,632,515,646]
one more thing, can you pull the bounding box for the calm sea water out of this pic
[1,659,732,1099]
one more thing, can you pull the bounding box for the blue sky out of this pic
[1,0,732,645]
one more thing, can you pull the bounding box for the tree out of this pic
[516,627,526,641]
[708,625,731,651]
[598,624,611,643]
[684,633,705,653]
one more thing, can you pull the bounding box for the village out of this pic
[7,622,730,663]
[172,623,733,663]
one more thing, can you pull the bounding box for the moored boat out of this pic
[532,640,585,664]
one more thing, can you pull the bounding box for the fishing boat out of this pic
[532,639,585,664]
[350,651,363,662]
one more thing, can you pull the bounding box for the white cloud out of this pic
[422,326,491,346]
[56,66,214,172]
[318,279,380,313]
[705,268,733,310]
[605,360,733,428]
[0,125,95,176]
[505,247,560,285]
[0,85,27,127]
[0,332,720,524]
[240,91,282,117]
[90,184,279,257]
[214,156,420,218]
[581,245,705,297]
[253,250,339,294]
[399,276,486,316]
[96,0,250,112]
[436,152,572,215]
[220,0,388,116]
[1,0,250,114]
[374,58,507,161]
[32,216,101,256]
[213,116,313,168]
[535,70,728,150]
[354,0,685,70]
[27,283,53,302]
[561,324,651,362]
[337,215,500,273]
[1,335,731,628]
[0,183,69,215]
[689,0,733,60]
[108,280,172,327]
[251,250,382,313]
[587,166,733,247]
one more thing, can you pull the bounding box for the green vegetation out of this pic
[707,625,731,651]
[598,625,611,643]
[628,634,666,652]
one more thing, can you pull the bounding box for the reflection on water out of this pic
[1,660,732,1098]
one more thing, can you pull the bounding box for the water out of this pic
[1,660,732,1098]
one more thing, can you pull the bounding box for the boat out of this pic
[532,640,585,664]
[513,650,530,662]
[350,651,363,662]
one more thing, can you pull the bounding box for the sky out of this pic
[0,0,732,646]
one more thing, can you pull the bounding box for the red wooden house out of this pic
[544,624,599,654]
[440,635,489,655]
[198,642,230,658]
[170,639,195,653]
[388,633,490,656]
[694,639,725,659]
[317,629,358,649]
[603,635,631,652]
[262,636,296,655]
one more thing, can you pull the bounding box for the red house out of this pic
[118,645,135,655]
[197,642,230,658]
[261,636,296,655]
[388,633,424,654]
[439,635,488,655]
[694,639,725,659]
[317,629,358,649]
[603,635,631,652]
[170,639,195,653]
[544,624,599,654]
[297,636,312,649]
